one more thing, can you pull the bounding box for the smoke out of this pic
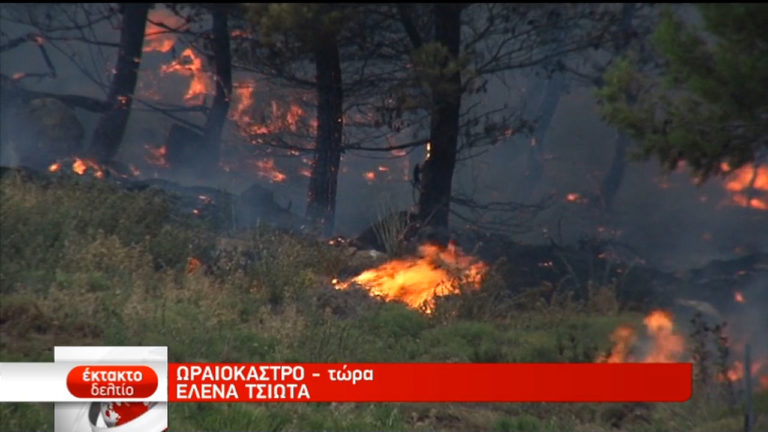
[2,4,766,277]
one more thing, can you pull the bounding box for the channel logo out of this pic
[54,347,168,432]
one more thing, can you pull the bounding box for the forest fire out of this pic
[161,47,213,104]
[333,243,488,314]
[722,163,768,210]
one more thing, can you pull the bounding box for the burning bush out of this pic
[333,242,488,315]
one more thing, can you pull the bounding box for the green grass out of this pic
[1,173,765,431]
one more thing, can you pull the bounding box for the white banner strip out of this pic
[0,362,167,402]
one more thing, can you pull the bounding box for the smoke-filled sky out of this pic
[1,3,766,273]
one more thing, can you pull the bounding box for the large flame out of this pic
[722,163,768,210]
[333,243,488,314]
[161,48,213,104]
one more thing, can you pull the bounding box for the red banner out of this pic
[168,363,692,403]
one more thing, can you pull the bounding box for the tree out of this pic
[245,4,392,235]
[598,4,768,181]
[392,4,626,229]
[201,4,233,167]
[88,3,151,164]
[415,4,464,228]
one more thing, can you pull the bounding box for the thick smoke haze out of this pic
[1,3,766,276]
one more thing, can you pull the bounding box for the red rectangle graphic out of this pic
[168,363,692,403]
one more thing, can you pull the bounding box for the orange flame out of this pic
[186,257,202,274]
[72,158,87,175]
[47,158,105,177]
[250,158,287,183]
[598,309,684,363]
[230,81,255,127]
[565,193,587,203]
[643,310,685,362]
[363,171,376,181]
[145,145,169,167]
[230,84,308,139]
[723,163,768,210]
[161,48,213,104]
[600,325,637,363]
[718,360,768,389]
[333,243,488,314]
[734,291,745,303]
[143,9,185,53]
[599,310,768,390]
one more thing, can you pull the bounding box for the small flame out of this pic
[333,242,488,314]
[643,310,685,362]
[718,360,768,389]
[600,325,637,363]
[363,171,376,181]
[598,309,684,363]
[48,162,61,172]
[723,164,768,211]
[734,291,745,303]
[230,81,255,127]
[72,158,87,175]
[161,48,213,104]
[145,145,169,167]
[250,158,287,183]
[143,9,186,53]
[566,193,587,203]
[186,257,202,274]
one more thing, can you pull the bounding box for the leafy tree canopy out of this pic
[598,4,768,180]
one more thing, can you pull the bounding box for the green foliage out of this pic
[248,4,354,50]
[597,4,768,179]
[494,414,543,432]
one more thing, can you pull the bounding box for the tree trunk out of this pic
[599,4,637,212]
[88,4,150,164]
[524,73,566,200]
[417,4,463,228]
[600,130,629,211]
[202,6,232,169]
[306,32,343,236]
